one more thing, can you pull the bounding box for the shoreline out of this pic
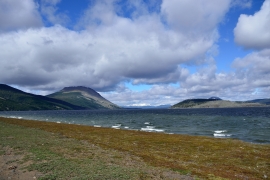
[1,117,270,179]
[1,113,269,145]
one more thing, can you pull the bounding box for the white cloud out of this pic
[102,0,270,106]
[0,0,232,94]
[161,0,231,35]
[102,62,270,106]
[5,0,268,106]
[101,84,184,106]
[234,0,270,50]
[232,49,270,87]
[229,0,270,102]
[0,0,42,32]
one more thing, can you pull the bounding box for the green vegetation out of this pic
[171,98,268,108]
[47,86,119,110]
[0,84,119,111]
[1,117,269,179]
[1,118,184,179]
[247,99,270,105]
[47,92,107,109]
[172,99,220,108]
[0,84,84,111]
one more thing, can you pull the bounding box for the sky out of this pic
[0,0,270,107]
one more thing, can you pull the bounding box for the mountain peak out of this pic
[48,86,119,109]
[61,86,102,98]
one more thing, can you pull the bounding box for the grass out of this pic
[0,118,190,179]
[1,117,270,179]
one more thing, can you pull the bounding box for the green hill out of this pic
[171,97,268,109]
[47,86,119,110]
[0,84,85,111]
[246,99,270,105]
[171,98,220,108]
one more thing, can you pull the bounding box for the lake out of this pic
[0,107,269,144]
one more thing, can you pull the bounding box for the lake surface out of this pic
[0,107,269,144]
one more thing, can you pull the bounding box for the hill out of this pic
[0,84,85,111]
[47,86,119,110]
[246,99,270,105]
[171,97,268,109]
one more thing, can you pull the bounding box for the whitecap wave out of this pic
[112,124,121,129]
[214,130,227,133]
[213,129,231,137]
[213,133,232,137]
[141,126,164,132]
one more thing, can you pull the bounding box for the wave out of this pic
[213,129,231,137]
[112,124,122,129]
[141,126,164,132]
[214,130,227,133]
[213,133,232,137]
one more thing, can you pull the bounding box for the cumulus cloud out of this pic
[103,0,270,105]
[102,63,270,106]
[161,0,230,35]
[101,84,184,106]
[0,0,231,94]
[234,0,270,49]
[229,0,270,101]
[3,0,268,106]
[232,49,270,88]
[0,0,42,32]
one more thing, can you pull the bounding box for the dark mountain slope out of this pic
[0,84,85,111]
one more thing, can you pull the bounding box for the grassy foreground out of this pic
[1,117,269,179]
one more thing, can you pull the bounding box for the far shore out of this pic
[1,117,270,179]
[171,100,270,109]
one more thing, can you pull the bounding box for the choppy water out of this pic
[0,107,269,144]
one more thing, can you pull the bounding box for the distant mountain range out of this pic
[1,84,269,111]
[0,84,119,111]
[171,97,270,109]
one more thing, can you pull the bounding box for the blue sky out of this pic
[0,0,269,106]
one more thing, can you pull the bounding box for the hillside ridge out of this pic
[47,86,119,110]
[171,97,270,109]
[61,86,104,98]
[0,84,85,111]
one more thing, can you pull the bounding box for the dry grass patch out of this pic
[1,117,269,179]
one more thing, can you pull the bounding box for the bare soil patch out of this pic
[0,146,43,180]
